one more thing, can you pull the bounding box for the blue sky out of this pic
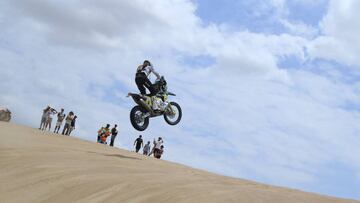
[194,0,327,34]
[195,0,284,33]
[1,0,360,200]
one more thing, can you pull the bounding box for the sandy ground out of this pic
[0,122,357,203]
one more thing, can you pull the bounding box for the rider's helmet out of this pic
[143,60,151,67]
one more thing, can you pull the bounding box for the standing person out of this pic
[135,60,161,96]
[62,111,74,135]
[39,106,50,130]
[109,124,118,147]
[149,137,163,156]
[44,108,57,131]
[68,115,77,135]
[133,135,143,153]
[143,141,151,155]
[54,109,66,133]
[98,124,111,144]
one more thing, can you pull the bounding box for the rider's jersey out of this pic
[137,64,160,79]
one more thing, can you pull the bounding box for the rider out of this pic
[135,60,161,96]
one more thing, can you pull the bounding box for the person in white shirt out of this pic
[44,108,57,131]
[135,60,161,96]
[149,137,163,156]
[54,108,66,134]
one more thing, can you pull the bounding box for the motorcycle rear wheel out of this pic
[130,105,149,131]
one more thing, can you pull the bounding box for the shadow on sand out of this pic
[86,151,141,160]
[104,154,141,160]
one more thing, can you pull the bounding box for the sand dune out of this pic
[0,122,357,203]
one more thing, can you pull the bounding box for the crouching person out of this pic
[154,145,164,159]
[98,124,111,144]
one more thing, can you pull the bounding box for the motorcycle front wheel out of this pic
[130,105,149,131]
[164,102,182,125]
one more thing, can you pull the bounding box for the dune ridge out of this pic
[0,122,357,203]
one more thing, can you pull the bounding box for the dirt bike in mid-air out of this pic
[128,77,182,131]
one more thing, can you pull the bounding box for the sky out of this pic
[1,0,360,200]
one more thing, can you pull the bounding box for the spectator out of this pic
[44,108,57,131]
[149,137,163,156]
[98,124,111,144]
[62,111,74,135]
[68,115,77,135]
[154,145,164,159]
[39,106,50,130]
[97,124,108,142]
[110,124,118,147]
[133,135,143,153]
[143,141,151,155]
[54,108,66,134]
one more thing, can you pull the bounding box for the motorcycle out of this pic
[127,77,182,131]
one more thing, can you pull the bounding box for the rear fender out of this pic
[127,93,144,105]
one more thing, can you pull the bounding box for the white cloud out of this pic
[308,0,360,66]
[280,19,319,37]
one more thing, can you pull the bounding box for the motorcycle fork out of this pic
[165,103,175,116]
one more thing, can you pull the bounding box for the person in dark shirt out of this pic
[154,145,164,159]
[68,115,77,135]
[110,124,118,147]
[133,135,143,153]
